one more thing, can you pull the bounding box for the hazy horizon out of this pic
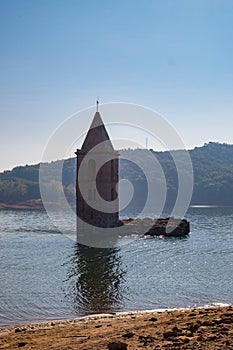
[0,139,230,173]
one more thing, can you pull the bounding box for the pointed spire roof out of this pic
[81,112,115,153]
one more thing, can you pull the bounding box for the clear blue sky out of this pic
[1,0,233,171]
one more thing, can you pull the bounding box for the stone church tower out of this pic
[75,109,119,229]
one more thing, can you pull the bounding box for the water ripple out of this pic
[0,207,233,325]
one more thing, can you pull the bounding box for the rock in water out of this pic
[144,218,190,237]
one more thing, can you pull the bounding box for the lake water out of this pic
[0,207,233,326]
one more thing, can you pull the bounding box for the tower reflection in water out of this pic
[64,244,126,315]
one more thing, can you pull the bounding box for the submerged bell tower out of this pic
[75,105,119,229]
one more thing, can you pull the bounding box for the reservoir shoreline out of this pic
[1,305,232,349]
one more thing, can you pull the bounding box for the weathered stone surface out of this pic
[121,217,190,237]
[144,218,190,237]
[108,341,127,350]
[122,332,134,339]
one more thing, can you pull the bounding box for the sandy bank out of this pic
[0,305,232,349]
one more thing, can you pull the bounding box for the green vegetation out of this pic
[0,142,233,206]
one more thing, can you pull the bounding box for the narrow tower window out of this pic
[88,159,96,180]
[111,159,114,181]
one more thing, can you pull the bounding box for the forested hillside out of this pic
[0,142,233,207]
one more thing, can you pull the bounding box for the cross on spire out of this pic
[96,98,99,112]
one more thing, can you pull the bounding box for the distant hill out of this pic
[0,142,233,210]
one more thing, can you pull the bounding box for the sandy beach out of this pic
[0,305,232,349]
